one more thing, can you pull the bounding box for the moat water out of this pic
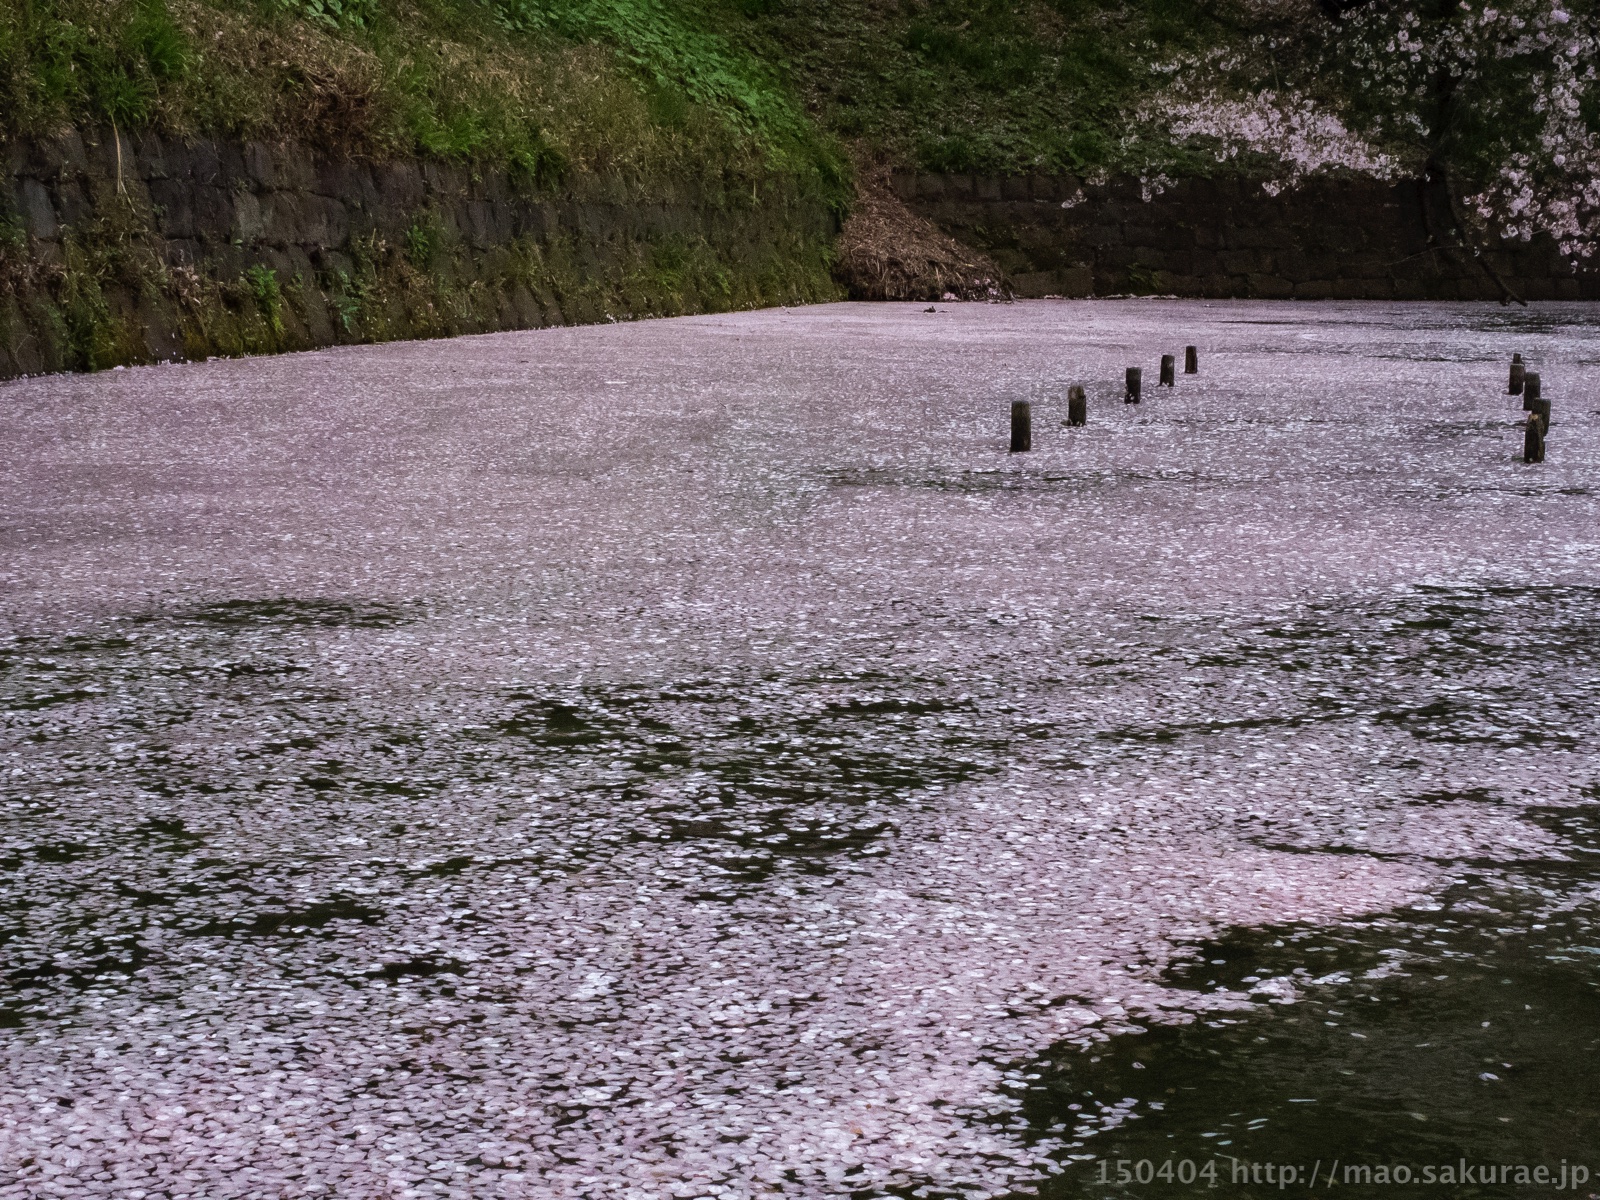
[1,300,1597,1198]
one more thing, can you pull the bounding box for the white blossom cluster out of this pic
[1466,8,1600,258]
[1333,1,1599,258]
[1153,2,1600,260]
[1161,91,1401,190]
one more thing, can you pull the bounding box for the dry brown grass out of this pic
[166,1,387,152]
[833,153,1006,301]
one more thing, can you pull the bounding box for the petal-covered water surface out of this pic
[1,300,1597,1198]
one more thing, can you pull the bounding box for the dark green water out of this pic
[1023,834,1600,1199]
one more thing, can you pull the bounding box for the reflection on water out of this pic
[1027,862,1600,1198]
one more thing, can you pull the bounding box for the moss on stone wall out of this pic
[0,129,840,379]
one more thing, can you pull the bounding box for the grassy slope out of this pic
[725,0,1582,197]
[0,0,1322,185]
[4,1,1590,190]
[0,0,848,196]
[722,0,1300,177]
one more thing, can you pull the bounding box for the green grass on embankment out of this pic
[3,1,1592,201]
[0,0,848,202]
[0,0,1397,193]
[730,0,1261,178]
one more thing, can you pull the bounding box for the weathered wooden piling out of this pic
[1067,384,1087,426]
[1532,397,1551,434]
[1011,400,1032,452]
[1524,413,1545,463]
[1509,354,1524,396]
[1523,371,1540,412]
[1125,367,1142,404]
[1185,346,1198,374]
[1160,355,1176,387]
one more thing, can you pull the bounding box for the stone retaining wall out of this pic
[7,137,1594,381]
[892,172,1598,302]
[0,129,838,379]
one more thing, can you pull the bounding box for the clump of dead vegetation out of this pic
[833,155,1006,301]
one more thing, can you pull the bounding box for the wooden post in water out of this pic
[1509,354,1524,396]
[1533,397,1551,434]
[1524,413,1545,463]
[1185,346,1198,374]
[1125,367,1142,404]
[1523,371,1540,412]
[1011,400,1032,452]
[1160,355,1176,387]
[1067,385,1087,426]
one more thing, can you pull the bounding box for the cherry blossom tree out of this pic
[1159,1,1600,280]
